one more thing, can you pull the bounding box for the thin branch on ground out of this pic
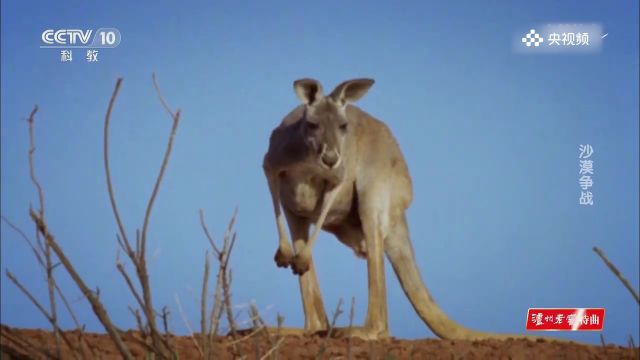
[347,297,355,360]
[274,313,284,360]
[5,270,79,358]
[260,337,285,360]
[175,294,204,358]
[315,298,344,360]
[250,303,275,359]
[1,325,55,359]
[129,306,147,336]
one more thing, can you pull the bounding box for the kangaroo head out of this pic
[293,78,375,170]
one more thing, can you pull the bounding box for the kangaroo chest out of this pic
[278,168,355,225]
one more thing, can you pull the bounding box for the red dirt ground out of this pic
[1,325,638,359]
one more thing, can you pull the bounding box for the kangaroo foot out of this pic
[274,246,293,268]
[328,326,389,340]
[291,253,311,275]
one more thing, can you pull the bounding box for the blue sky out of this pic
[1,0,638,345]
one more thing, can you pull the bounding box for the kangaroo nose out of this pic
[321,151,340,168]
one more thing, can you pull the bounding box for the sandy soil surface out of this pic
[1,325,638,359]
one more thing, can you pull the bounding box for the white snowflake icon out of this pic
[522,29,544,47]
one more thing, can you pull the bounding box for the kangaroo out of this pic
[262,78,560,341]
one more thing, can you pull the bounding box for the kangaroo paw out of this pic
[274,247,293,268]
[291,253,311,275]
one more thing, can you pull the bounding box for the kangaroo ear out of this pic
[329,78,375,106]
[293,78,324,106]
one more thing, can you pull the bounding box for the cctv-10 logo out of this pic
[41,28,121,48]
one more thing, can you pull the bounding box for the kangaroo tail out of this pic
[384,214,559,341]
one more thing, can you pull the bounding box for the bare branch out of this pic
[25,105,64,358]
[29,209,134,360]
[27,105,44,215]
[2,215,45,267]
[152,72,176,119]
[116,261,146,314]
[200,251,211,358]
[200,209,221,256]
[260,337,285,360]
[5,270,79,358]
[139,109,180,257]
[141,73,182,258]
[2,217,92,358]
[1,325,55,359]
[135,76,182,357]
[250,303,274,350]
[0,216,82,340]
[103,78,132,255]
[316,298,344,360]
[104,75,180,358]
[593,247,640,304]
[347,297,355,360]
[175,294,204,357]
[129,306,146,336]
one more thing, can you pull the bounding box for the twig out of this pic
[26,105,63,359]
[129,306,147,336]
[1,325,55,359]
[1,216,45,266]
[138,74,182,356]
[222,232,238,338]
[5,270,79,358]
[593,247,640,304]
[152,72,176,119]
[202,208,238,357]
[226,326,263,346]
[275,313,284,360]
[27,106,45,216]
[208,265,224,338]
[316,298,344,360]
[251,303,274,347]
[29,209,134,360]
[599,333,606,347]
[175,294,204,357]
[201,251,211,359]
[117,260,146,311]
[260,337,286,360]
[142,75,182,258]
[2,215,93,358]
[104,75,180,358]
[103,79,131,253]
[347,297,355,360]
[161,306,176,356]
[199,209,221,255]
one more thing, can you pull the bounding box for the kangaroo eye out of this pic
[339,123,348,131]
[307,122,319,130]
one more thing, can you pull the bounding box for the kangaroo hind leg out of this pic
[283,208,329,333]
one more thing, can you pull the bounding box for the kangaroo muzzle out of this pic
[319,144,341,169]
